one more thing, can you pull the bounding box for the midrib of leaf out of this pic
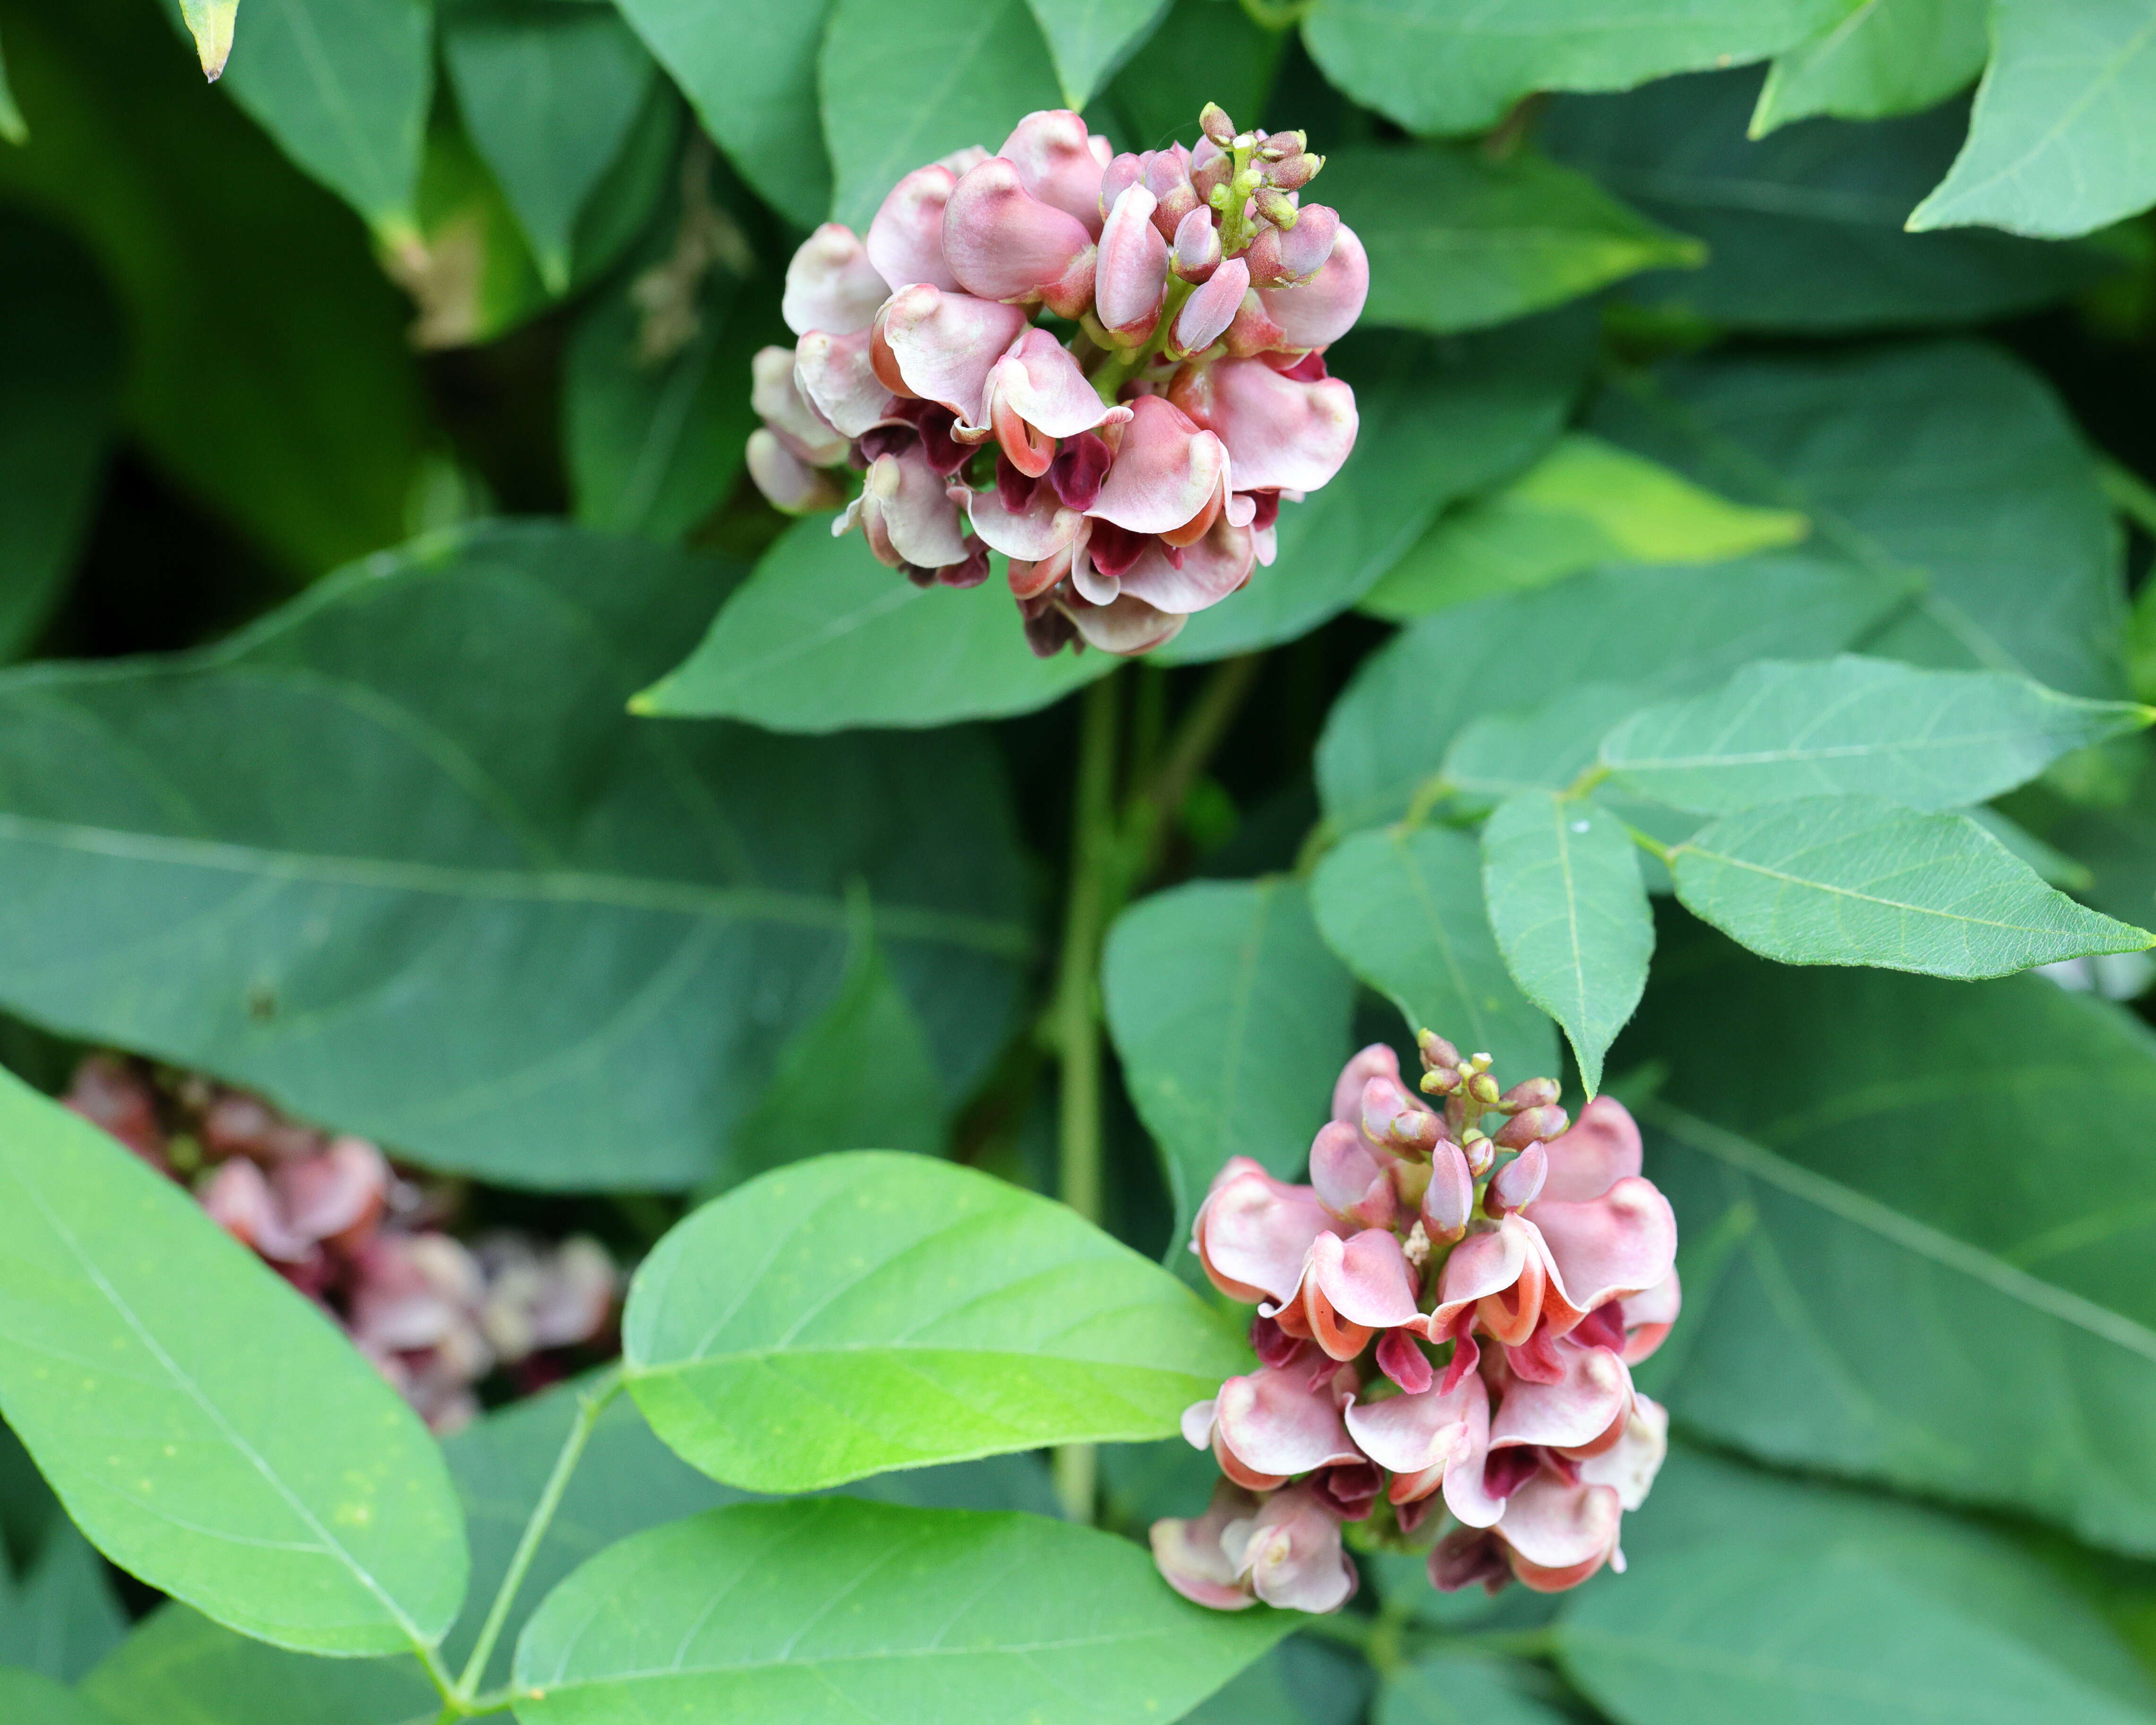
[540,1624,1193,1690]
[1646,1102,2156,1365]
[1392,831,1500,1051]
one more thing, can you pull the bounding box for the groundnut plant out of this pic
[3,2,2156,1723]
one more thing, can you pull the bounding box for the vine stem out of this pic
[1052,673,1121,1521]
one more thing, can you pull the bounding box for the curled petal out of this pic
[203,1158,311,1262]
[1090,395,1228,535]
[1361,1074,1441,1156]
[1303,1228,1419,1359]
[1440,1379,1507,1529]
[1116,518,1255,616]
[943,157,1096,312]
[1213,1365,1364,1480]
[274,1137,387,1249]
[1095,183,1169,335]
[1496,1475,1623,1593]
[782,223,890,337]
[1428,1215,1544,1347]
[1224,292,1289,358]
[1172,256,1249,357]
[1099,150,1144,221]
[965,476,1083,561]
[794,328,893,439]
[1257,222,1368,349]
[976,326,1131,469]
[751,346,848,465]
[1330,1044,1403,1124]
[1525,1176,1678,1332]
[1376,1326,1434,1394]
[1578,1394,1668,1511]
[1489,1338,1633,1454]
[1539,1095,1643,1202]
[1619,1267,1682,1365]
[1061,590,1185,653]
[872,285,1029,424]
[1151,1478,1261,1610]
[1344,1372,1477,1476]
[747,430,843,514]
[866,166,963,292]
[843,447,969,570]
[1430,1526,1511,1595]
[1226,1483,1358,1613]
[1172,355,1357,494]
[1191,1156,1333,1305]
[1309,1119,1397,1229]
[999,109,1111,236]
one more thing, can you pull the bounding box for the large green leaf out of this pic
[0,1069,467,1655]
[1560,1447,2156,1725]
[1300,0,1854,136]
[635,516,1110,729]
[1603,657,2152,815]
[1542,71,2116,331]
[1319,556,1903,832]
[0,1669,115,1725]
[1362,433,1807,620]
[1091,0,1283,153]
[1324,145,1701,337]
[1481,793,1652,1094]
[1595,341,2128,699]
[1669,795,2151,976]
[0,523,1029,1189]
[1102,878,1357,1247]
[1754,0,1990,130]
[1911,0,2156,240]
[0,0,429,575]
[511,1498,1289,1724]
[610,0,830,228]
[1025,0,1169,108]
[1159,316,1589,663]
[1627,938,2156,1552]
[821,0,1061,231]
[1312,825,1557,1084]
[1379,1655,1576,1725]
[625,1151,1247,1491]
[183,0,430,235]
[1444,683,1670,811]
[440,0,657,292]
[0,1519,126,1684]
[0,214,117,661]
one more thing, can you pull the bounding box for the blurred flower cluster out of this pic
[749,101,1366,655]
[1153,1037,1679,1611]
[62,1055,616,1432]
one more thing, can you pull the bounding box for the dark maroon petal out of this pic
[1484,1445,1543,1500]
[1437,1324,1480,1395]
[1376,1327,1434,1395]
[1573,1302,1628,1352]
[1251,1312,1309,1371]
[1087,518,1150,578]
[939,541,992,588]
[858,423,918,464]
[1430,1526,1511,1595]
[1395,1494,1435,1538]
[916,406,968,475]
[1505,1321,1569,1385]
[901,562,936,588]
[996,452,1044,514]
[1247,490,1282,531]
[1049,431,1112,511]
[1021,598,1077,657]
[1307,1461,1383,1521]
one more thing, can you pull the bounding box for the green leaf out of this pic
[86,1608,439,1725]
[1103,878,1357,1247]
[1604,657,2153,815]
[1320,556,1903,833]
[0,0,430,575]
[1669,795,2152,976]
[1159,316,1589,663]
[512,1498,1289,1723]
[634,515,1110,728]
[1594,341,2128,698]
[0,1520,126,1684]
[1025,0,1169,108]
[1324,145,1703,337]
[0,1668,116,1725]
[0,523,1030,1189]
[175,2,237,81]
[821,0,1061,231]
[0,27,26,142]
[1911,0,2156,240]
[181,0,430,235]
[0,215,118,661]
[1092,0,1284,157]
[1754,0,1989,130]
[1362,433,1808,620]
[624,1151,1248,1491]
[610,0,830,228]
[1300,0,1854,136]
[1560,1448,2156,1725]
[1481,794,1652,1095]
[0,1070,467,1655]
[1312,825,1558,1097]
[1543,71,2119,331]
[440,0,657,293]
[1379,1654,1577,1725]
[1445,682,1669,809]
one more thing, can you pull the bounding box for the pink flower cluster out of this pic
[1152,1034,1679,1611]
[62,1056,616,1432]
[748,102,1367,656]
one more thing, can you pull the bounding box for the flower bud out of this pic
[1256,221,1366,348]
[1418,1029,1463,1072]
[1143,147,1202,239]
[1468,1072,1501,1106]
[1498,1077,1561,1115]
[1171,206,1222,283]
[1095,183,1169,337]
[1486,1144,1548,1217]
[1246,203,1339,288]
[1419,1068,1458,1097]
[746,429,843,514]
[1496,1105,1570,1150]
[1190,136,1232,202]
[1170,256,1248,358]
[1200,102,1236,146]
[1254,186,1299,230]
[1362,1076,1441,1157]
[1420,1141,1474,1243]
[1256,129,1306,161]
[1461,1128,1494,1178]
[1264,150,1322,191]
[1099,151,1144,222]
[942,157,1097,317]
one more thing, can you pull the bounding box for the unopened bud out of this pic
[1199,103,1236,147]
[1099,151,1144,223]
[1418,1068,1458,1097]
[1256,130,1305,162]
[1467,1072,1501,1106]
[1265,151,1321,191]
[1362,1077,1440,1157]
[1486,1144,1547,1216]
[1420,1142,1473,1243]
[1190,137,1232,202]
[1254,186,1299,229]
[1417,1029,1462,1072]
[1461,1128,1493,1178]
[1497,1077,1560,1115]
[1170,206,1222,282]
[1469,1053,1493,1073]
[1495,1104,1569,1150]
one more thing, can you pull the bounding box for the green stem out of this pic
[2100,457,2156,538]
[1124,653,1262,883]
[451,1367,624,1699]
[1091,278,1198,402]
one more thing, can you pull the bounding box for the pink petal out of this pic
[1539,1095,1643,1202]
[751,346,847,465]
[1173,205,1222,282]
[1142,146,1202,239]
[1525,1176,1678,1330]
[1304,1228,1419,1359]
[1377,1326,1434,1394]
[1230,1483,1357,1613]
[747,429,842,514]
[865,446,970,569]
[1115,518,1255,615]
[1151,1478,1261,1610]
[1180,1396,1219,1451]
[964,478,1083,560]
[1172,356,1357,494]
[1173,256,1249,357]
[1489,1338,1633,1453]
[782,223,890,338]
[1422,1141,1475,1244]
[1308,1119,1397,1228]
[1089,395,1228,534]
[1496,1475,1622,1590]
[1441,1380,1508,1529]
[1257,222,1368,349]
[1429,1215,1546,1347]
[1095,183,1169,334]
[273,1137,387,1247]
[1099,151,1144,221]
[1192,1160,1332,1305]
[1268,203,1340,286]
[1330,1043,1403,1123]
[203,1158,311,1262]
[981,327,1129,439]
[1578,1394,1668,1511]
[872,285,1028,424]
[1344,1374,1477,1474]
[793,327,892,439]
[998,109,1110,237]
[1214,1365,1364,1478]
[1487,1144,1547,1217]
[1361,1074,1441,1155]
[943,157,1096,307]
[1061,590,1185,653]
[935,144,991,178]
[866,166,963,292]
[1619,1267,1682,1364]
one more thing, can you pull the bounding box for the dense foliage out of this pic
[6,0,2156,1722]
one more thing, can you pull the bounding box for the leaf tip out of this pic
[180,0,238,83]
